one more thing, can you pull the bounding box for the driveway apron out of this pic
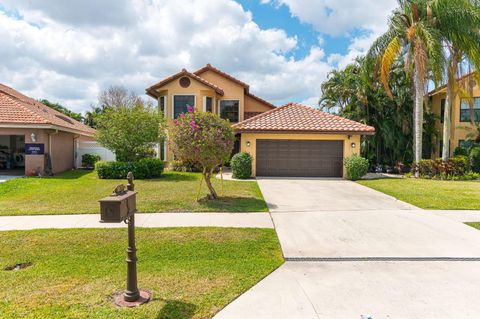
[215,178,480,319]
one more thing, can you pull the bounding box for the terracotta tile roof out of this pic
[233,102,375,134]
[193,64,250,89]
[146,68,224,98]
[244,112,264,120]
[0,83,95,136]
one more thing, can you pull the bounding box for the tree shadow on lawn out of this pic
[140,172,198,183]
[40,169,93,180]
[156,299,196,319]
[197,196,268,212]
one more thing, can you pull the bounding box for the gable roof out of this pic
[146,68,224,98]
[428,71,477,96]
[193,63,250,89]
[0,83,95,136]
[232,102,375,134]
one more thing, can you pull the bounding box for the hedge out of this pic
[95,158,164,179]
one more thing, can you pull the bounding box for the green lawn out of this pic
[0,170,267,216]
[358,178,480,210]
[0,228,283,319]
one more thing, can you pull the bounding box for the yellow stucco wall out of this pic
[431,82,480,157]
[244,94,273,113]
[240,133,361,177]
[151,71,275,161]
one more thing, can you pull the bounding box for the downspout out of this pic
[73,135,80,169]
[48,129,59,174]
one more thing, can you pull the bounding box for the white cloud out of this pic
[0,0,394,113]
[263,0,396,37]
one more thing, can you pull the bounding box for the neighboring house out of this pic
[429,72,480,157]
[0,83,95,176]
[147,64,375,177]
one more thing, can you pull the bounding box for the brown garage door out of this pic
[256,140,344,177]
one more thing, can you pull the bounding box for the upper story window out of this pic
[460,97,480,122]
[173,95,195,119]
[203,96,213,112]
[219,100,239,122]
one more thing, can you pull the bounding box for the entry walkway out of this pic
[0,212,273,231]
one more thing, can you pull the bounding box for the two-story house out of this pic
[146,64,375,177]
[429,72,480,157]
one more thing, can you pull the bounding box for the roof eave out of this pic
[0,123,95,137]
[234,129,375,135]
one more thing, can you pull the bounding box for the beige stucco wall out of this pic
[0,127,80,175]
[195,70,246,122]
[244,94,273,113]
[50,131,75,174]
[431,82,480,157]
[240,132,361,177]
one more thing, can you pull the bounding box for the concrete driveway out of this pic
[215,178,480,318]
[256,177,417,212]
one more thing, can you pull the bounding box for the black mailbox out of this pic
[99,190,137,223]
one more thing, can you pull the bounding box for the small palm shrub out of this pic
[231,152,253,179]
[344,155,369,180]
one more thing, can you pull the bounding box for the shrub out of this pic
[169,160,202,172]
[231,152,253,179]
[414,156,471,179]
[453,146,469,157]
[95,159,164,179]
[470,147,480,173]
[82,154,101,169]
[344,155,369,180]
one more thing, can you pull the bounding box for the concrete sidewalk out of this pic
[0,212,273,231]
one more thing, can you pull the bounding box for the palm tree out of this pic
[432,0,480,160]
[368,0,445,176]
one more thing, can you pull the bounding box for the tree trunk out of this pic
[413,67,425,177]
[442,53,459,161]
[203,170,218,200]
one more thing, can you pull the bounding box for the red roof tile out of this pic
[0,83,95,136]
[146,68,224,97]
[233,103,375,134]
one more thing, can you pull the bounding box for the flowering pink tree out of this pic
[168,106,235,199]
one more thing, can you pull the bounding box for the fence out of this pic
[75,141,116,168]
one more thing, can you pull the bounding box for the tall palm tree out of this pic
[432,0,480,160]
[368,0,445,175]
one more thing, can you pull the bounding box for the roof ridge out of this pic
[233,102,375,133]
[288,102,373,128]
[232,103,289,128]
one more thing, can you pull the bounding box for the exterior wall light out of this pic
[246,141,251,147]
[351,142,356,148]
[30,133,37,142]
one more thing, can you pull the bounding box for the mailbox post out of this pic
[99,172,150,307]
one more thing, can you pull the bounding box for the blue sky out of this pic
[0,0,396,112]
